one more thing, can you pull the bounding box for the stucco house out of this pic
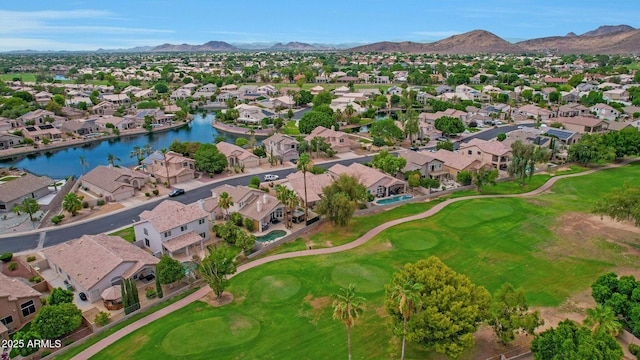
[80,165,150,202]
[590,104,620,120]
[398,150,447,180]
[0,272,42,335]
[430,149,482,179]
[263,134,299,163]
[328,163,407,198]
[145,151,196,185]
[0,173,52,212]
[135,200,210,259]
[553,116,609,134]
[215,141,260,169]
[459,138,511,170]
[41,234,159,303]
[304,126,353,153]
[0,133,23,150]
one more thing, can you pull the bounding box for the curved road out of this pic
[73,158,638,360]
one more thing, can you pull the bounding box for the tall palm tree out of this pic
[217,192,233,219]
[160,148,170,187]
[332,284,366,360]
[584,304,622,336]
[286,189,300,229]
[130,145,143,165]
[79,155,89,175]
[107,153,120,166]
[274,185,289,226]
[390,281,424,360]
[142,144,154,157]
[296,153,313,221]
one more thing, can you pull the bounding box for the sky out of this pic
[0,0,639,51]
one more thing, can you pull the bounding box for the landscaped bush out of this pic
[82,201,89,208]
[8,262,18,271]
[230,212,243,227]
[244,217,255,232]
[63,339,73,346]
[145,192,151,197]
[96,199,105,206]
[41,350,51,357]
[0,252,13,262]
[29,276,42,283]
[145,288,157,298]
[152,189,159,196]
[26,255,36,262]
[51,214,65,224]
[94,311,111,326]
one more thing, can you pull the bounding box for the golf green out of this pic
[443,200,514,228]
[161,313,260,356]
[390,229,440,250]
[253,274,301,303]
[331,263,389,293]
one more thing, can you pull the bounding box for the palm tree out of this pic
[130,145,144,165]
[160,148,170,187]
[79,155,89,175]
[274,185,289,226]
[62,193,83,216]
[217,191,233,219]
[142,144,154,157]
[332,284,366,360]
[13,198,40,224]
[107,153,120,166]
[296,153,313,221]
[584,304,622,336]
[390,281,424,360]
[286,189,300,229]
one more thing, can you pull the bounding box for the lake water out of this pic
[2,113,245,179]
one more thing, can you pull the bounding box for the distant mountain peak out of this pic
[581,25,635,37]
[566,32,577,37]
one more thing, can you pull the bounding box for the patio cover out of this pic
[100,285,122,301]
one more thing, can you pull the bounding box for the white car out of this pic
[264,174,279,181]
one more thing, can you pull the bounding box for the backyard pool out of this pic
[256,230,287,243]
[375,194,414,205]
[182,261,198,276]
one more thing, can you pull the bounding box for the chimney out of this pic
[257,200,263,212]
[263,193,268,204]
[197,199,205,211]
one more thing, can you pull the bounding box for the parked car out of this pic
[63,280,74,291]
[79,292,87,301]
[436,136,449,142]
[264,174,279,181]
[168,188,185,197]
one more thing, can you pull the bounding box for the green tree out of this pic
[593,183,640,226]
[217,191,233,218]
[48,287,74,305]
[400,108,419,144]
[385,257,491,359]
[107,152,120,166]
[436,140,454,151]
[154,82,168,93]
[584,304,622,336]
[370,118,403,144]
[299,110,337,134]
[568,73,584,88]
[371,150,407,175]
[435,116,465,136]
[199,246,237,299]
[296,153,313,221]
[531,320,623,360]
[235,231,256,256]
[194,143,228,174]
[235,137,248,148]
[13,197,40,222]
[155,272,163,299]
[332,284,366,360]
[130,145,144,165]
[32,302,82,339]
[568,134,616,165]
[386,281,424,360]
[157,254,185,285]
[548,91,561,103]
[456,170,473,186]
[52,94,65,106]
[79,155,89,174]
[497,133,506,142]
[12,330,40,356]
[312,91,332,107]
[507,140,551,186]
[62,192,82,216]
[316,174,368,226]
[489,283,543,345]
[473,166,498,190]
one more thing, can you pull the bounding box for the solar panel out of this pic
[545,128,572,140]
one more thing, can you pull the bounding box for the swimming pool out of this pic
[375,194,414,205]
[182,261,198,275]
[256,230,287,243]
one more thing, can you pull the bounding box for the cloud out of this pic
[0,9,113,20]
[0,38,104,51]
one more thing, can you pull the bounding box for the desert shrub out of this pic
[26,255,36,262]
[0,253,13,262]
[244,217,255,232]
[8,262,18,271]
[152,189,159,196]
[145,192,151,197]
[96,199,105,206]
[82,201,89,208]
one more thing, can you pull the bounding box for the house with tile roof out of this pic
[590,103,620,121]
[304,126,353,153]
[263,133,299,163]
[0,272,42,336]
[204,185,285,232]
[0,173,52,212]
[459,138,512,170]
[429,149,482,178]
[145,150,196,185]
[278,171,334,208]
[41,234,159,303]
[398,150,447,180]
[80,165,150,202]
[0,133,23,150]
[553,116,609,134]
[215,141,260,169]
[328,163,407,198]
[135,200,210,259]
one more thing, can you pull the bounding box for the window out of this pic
[477,151,481,155]
[0,315,13,326]
[199,218,205,225]
[183,162,188,167]
[339,138,344,143]
[20,300,36,317]
[143,228,148,235]
[181,225,188,231]
[144,238,150,247]
[290,144,295,149]
[0,204,5,210]
[467,150,472,155]
[164,230,171,238]
[199,232,206,238]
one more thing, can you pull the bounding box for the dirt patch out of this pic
[304,294,330,309]
[200,291,234,307]
[472,325,533,360]
[375,306,389,319]
[324,240,333,247]
[86,203,125,219]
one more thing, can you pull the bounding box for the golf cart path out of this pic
[73,159,637,360]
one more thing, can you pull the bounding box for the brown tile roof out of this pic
[460,138,511,156]
[162,232,204,253]
[215,142,259,161]
[285,171,334,203]
[139,200,209,233]
[209,184,283,221]
[430,149,481,171]
[81,165,147,193]
[328,162,405,189]
[0,272,41,301]
[0,173,52,203]
[555,116,606,127]
[41,234,159,290]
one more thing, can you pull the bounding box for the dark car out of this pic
[79,292,87,301]
[168,188,185,197]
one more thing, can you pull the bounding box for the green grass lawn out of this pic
[92,163,640,360]
[0,73,37,82]
[108,227,135,242]
[283,120,300,135]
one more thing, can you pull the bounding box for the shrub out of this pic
[8,262,18,271]
[152,189,159,196]
[250,176,261,188]
[0,252,13,262]
[372,137,386,147]
[64,339,74,346]
[26,255,36,262]
[145,192,151,197]
[94,311,111,326]
[51,214,64,224]
[145,288,157,298]
[230,212,243,227]
[244,217,255,232]
[29,276,42,283]
[82,201,89,208]
[630,343,640,357]
[96,199,105,206]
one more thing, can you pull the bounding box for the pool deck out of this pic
[374,195,414,205]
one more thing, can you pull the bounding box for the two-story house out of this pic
[399,150,447,180]
[204,185,285,232]
[145,151,196,185]
[135,200,210,259]
[263,134,299,164]
[590,104,620,120]
[81,165,150,202]
[553,116,609,134]
[304,126,352,153]
[459,138,511,170]
[328,163,407,198]
[215,141,260,169]
[0,273,42,336]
